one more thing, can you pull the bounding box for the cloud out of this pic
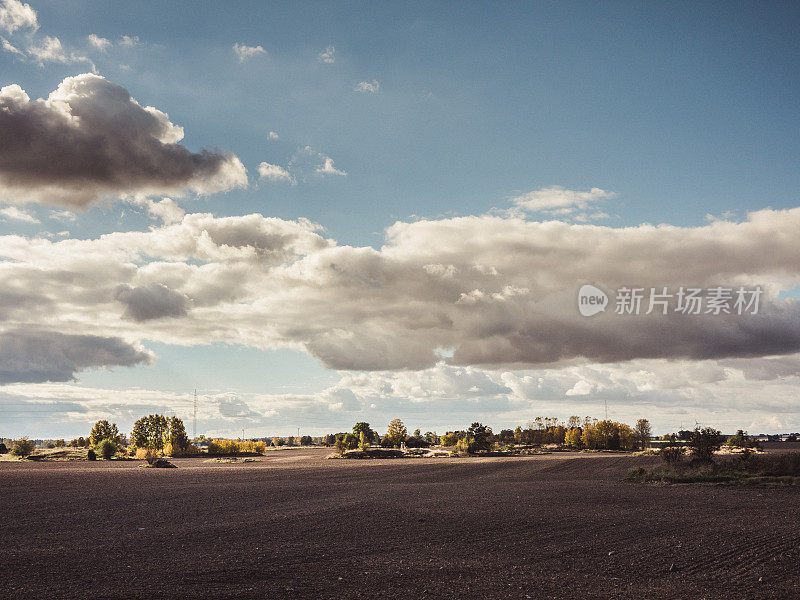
[510,186,615,215]
[258,162,295,184]
[0,330,153,383]
[268,130,279,140]
[282,146,346,180]
[1,36,23,55]
[315,156,346,177]
[87,33,111,52]
[0,74,247,208]
[139,197,185,225]
[118,35,141,47]
[0,0,37,35]
[233,42,266,62]
[318,45,335,64]
[25,35,92,65]
[3,205,800,377]
[0,205,38,223]
[114,283,188,321]
[48,209,76,222]
[354,80,380,93]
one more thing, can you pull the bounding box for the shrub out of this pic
[688,427,722,463]
[96,438,117,460]
[0,442,7,454]
[87,448,97,461]
[11,437,36,457]
[207,439,266,456]
[440,432,460,447]
[660,446,683,465]
[163,442,203,457]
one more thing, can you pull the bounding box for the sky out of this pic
[1,0,799,439]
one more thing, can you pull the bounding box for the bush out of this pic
[207,439,266,456]
[96,438,117,460]
[440,432,460,446]
[0,442,7,454]
[11,437,36,457]
[163,442,203,457]
[688,427,722,463]
[87,448,97,461]
[660,446,683,465]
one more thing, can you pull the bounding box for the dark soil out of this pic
[1,449,798,599]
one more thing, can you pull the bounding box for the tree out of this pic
[90,420,120,447]
[564,427,582,448]
[634,419,652,450]
[385,418,408,447]
[286,436,296,446]
[440,432,460,446]
[359,431,370,451]
[131,414,169,450]
[353,422,375,441]
[272,437,285,447]
[300,435,313,446]
[0,442,7,454]
[689,426,722,462]
[466,422,493,453]
[168,416,190,453]
[96,438,116,460]
[11,437,35,457]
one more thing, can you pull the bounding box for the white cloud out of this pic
[87,33,111,52]
[0,205,38,223]
[137,197,185,225]
[48,209,76,222]
[0,74,247,208]
[318,45,335,63]
[268,130,279,140]
[258,162,295,184]
[1,36,23,56]
[510,186,615,215]
[26,35,91,65]
[233,42,266,62]
[354,80,380,93]
[315,156,346,177]
[0,0,37,35]
[118,35,141,47]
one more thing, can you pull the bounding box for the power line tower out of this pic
[193,389,198,439]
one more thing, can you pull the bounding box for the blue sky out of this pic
[1,1,800,438]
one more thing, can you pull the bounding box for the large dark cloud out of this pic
[0,74,246,208]
[0,330,153,383]
[114,283,188,321]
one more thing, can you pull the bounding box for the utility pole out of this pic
[604,398,608,420]
[193,389,198,439]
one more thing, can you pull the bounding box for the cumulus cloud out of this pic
[87,33,111,52]
[0,0,37,35]
[286,146,345,179]
[258,162,295,184]
[318,45,335,63]
[0,206,38,223]
[25,35,92,65]
[354,80,380,93]
[233,42,266,61]
[114,283,188,321]
[0,74,247,208]
[510,186,615,216]
[1,36,23,55]
[0,330,153,383]
[3,206,800,378]
[268,130,279,140]
[118,35,141,47]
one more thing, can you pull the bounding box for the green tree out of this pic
[466,422,493,453]
[689,426,722,462]
[353,422,374,439]
[634,419,652,450]
[90,420,120,447]
[96,438,116,460]
[168,416,190,453]
[440,432,460,446]
[300,435,313,446]
[385,418,408,447]
[11,437,36,457]
[359,431,370,451]
[131,414,169,450]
